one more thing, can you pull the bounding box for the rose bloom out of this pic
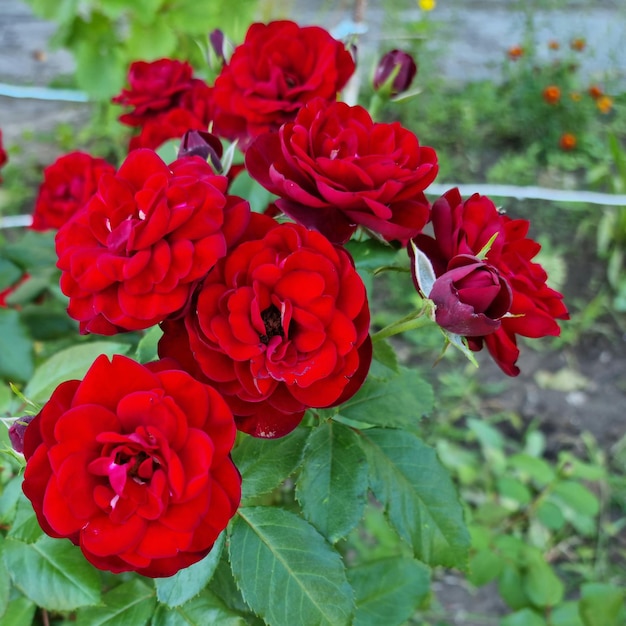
[507,45,524,60]
[159,215,372,439]
[570,37,586,51]
[212,21,355,147]
[30,152,115,231]
[128,108,207,151]
[548,40,560,50]
[373,49,418,96]
[246,98,438,244]
[411,188,568,376]
[559,132,577,151]
[113,59,196,127]
[542,85,561,105]
[56,149,250,335]
[422,254,512,337]
[21,354,240,578]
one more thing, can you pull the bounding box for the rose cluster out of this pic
[16,19,567,579]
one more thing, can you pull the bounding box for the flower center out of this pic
[115,449,157,484]
[259,304,284,345]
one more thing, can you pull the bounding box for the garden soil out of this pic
[1,1,625,624]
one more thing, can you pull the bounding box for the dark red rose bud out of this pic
[178,130,224,171]
[428,254,512,336]
[373,49,417,96]
[209,29,227,63]
[8,415,34,453]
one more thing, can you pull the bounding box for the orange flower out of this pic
[596,95,613,114]
[570,38,586,51]
[542,85,561,105]
[570,92,582,102]
[507,45,524,60]
[559,133,577,151]
[548,40,560,50]
[588,84,604,100]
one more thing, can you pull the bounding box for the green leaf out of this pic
[345,240,403,273]
[498,564,530,610]
[232,427,308,501]
[501,608,547,626]
[468,549,504,586]
[496,477,532,507]
[361,429,470,569]
[127,18,177,59]
[155,531,225,608]
[3,536,101,611]
[536,501,565,531]
[136,326,163,364]
[347,557,430,626]
[0,596,36,626]
[296,422,368,543]
[467,417,504,450]
[508,453,556,485]
[0,259,22,291]
[230,507,354,626]
[371,339,399,373]
[0,309,33,383]
[74,32,126,100]
[7,493,44,543]
[152,590,246,626]
[551,481,600,516]
[75,579,156,626]
[0,537,10,618]
[24,341,131,404]
[338,367,434,428]
[550,601,585,626]
[522,550,564,608]
[579,583,625,626]
[3,231,57,270]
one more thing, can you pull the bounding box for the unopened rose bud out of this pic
[8,415,34,454]
[373,49,417,97]
[209,29,227,63]
[428,254,512,336]
[178,129,224,171]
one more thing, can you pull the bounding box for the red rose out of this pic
[246,98,438,244]
[212,21,355,147]
[424,254,512,336]
[22,354,240,578]
[113,59,196,127]
[56,149,250,335]
[411,188,568,375]
[129,108,207,151]
[0,129,7,182]
[30,152,115,231]
[159,215,372,438]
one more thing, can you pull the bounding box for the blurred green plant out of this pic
[24,0,258,100]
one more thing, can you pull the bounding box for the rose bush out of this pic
[411,187,569,375]
[246,98,438,244]
[30,151,115,231]
[56,148,250,334]
[159,214,372,438]
[212,20,356,147]
[21,354,241,578]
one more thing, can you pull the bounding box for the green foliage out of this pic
[230,507,355,626]
[24,0,258,100]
